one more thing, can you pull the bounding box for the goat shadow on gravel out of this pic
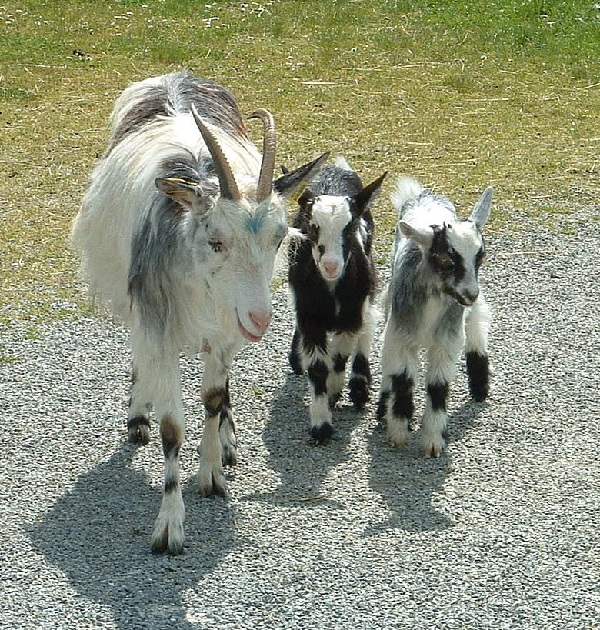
[364,399,485,535]
[28,441,236,630]
[259,371,363,505]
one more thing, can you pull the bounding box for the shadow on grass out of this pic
[28,441,235,629]
[364,399,487,535]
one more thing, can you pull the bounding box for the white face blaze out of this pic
[310,195,353,282]
[445,221,485,306]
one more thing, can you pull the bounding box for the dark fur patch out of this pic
[427,382,449,411]
[307,359,329,397]
[289,329,303,374]
[107,71,248,155]
[203,387,227,416]
[391,372,414,419]
[376,391,390,423]
[311,422,333,443]
[351,353,371,381]
[466,351,489,401]
[160,413,182,458]
[333,353,347,373]
[164,478,179,494]
[127,416,151,445]
[349,376,369,410]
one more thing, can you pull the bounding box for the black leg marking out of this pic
[466,352,489,401]
[307,359,328,397]
[427,382,449,412]
[311,422,333,444]
[160,414,182,502]
[127,416,151,445]
[289,329,303,375]
[391,372,414,419]
[332,353,347,374]
[349,353,371,410]
[376,391,390,424]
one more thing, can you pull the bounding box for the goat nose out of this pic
[464,289,479,305]
[323,261,339,276]
[249,310,271,332]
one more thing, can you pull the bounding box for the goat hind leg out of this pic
[198,353,229,497]
[348,305,376,410]
[127,363,152,445]
[219,379,237,467]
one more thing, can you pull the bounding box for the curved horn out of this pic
[191,104,241,201]
[248,108,276,203]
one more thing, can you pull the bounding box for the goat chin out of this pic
[238,320,264,342]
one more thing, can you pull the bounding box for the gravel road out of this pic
[1,204,599,629]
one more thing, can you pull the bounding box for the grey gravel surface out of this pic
[1,210,599,629]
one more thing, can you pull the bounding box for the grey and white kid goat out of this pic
[288,157,386,442]
[71,71,325,554]
[377,177,493,457]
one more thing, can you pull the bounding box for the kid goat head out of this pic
[297,173,386,283]
[396,185,493,307]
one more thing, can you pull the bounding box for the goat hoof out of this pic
[328,393,341,410]
[470,385,489,402]
[387,418,409,449]
[128,416,151,445]
[422,439,445,459]
[221,444,238,467]
[311,423,333,444]
[151,509,185,555]
[349,382,369,410]
[289,354,303,375]
[198,469,228,497]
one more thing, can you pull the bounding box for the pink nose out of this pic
[249,310,271,332]
[323,261,339,276]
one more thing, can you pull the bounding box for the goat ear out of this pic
[273,151,329,202]
[155,177,198,211]
[399,220,433,249]
[470,186,493,229]
[352,171,387,217]
[298,189,314,209]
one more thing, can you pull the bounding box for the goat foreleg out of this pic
[378,322,419,449]
[300,333,333,443]
[465,291,491,401]
[131,329,186,555]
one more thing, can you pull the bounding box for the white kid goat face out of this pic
[308,195,353,282]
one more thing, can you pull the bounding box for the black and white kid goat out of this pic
[71,71,326,554]
[288,157,386,442]
[377,177,493,457]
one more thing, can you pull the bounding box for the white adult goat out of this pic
[71,71,325,554]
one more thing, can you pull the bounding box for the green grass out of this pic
[1,0,599,322]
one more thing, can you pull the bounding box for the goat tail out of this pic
[391,176,423,217]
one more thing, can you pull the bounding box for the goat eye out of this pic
[432,254,454,271]
[209,239,224,253]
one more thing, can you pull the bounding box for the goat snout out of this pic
[460,288,479,306]
[238,308,272,342]
[320,258,343,281]
[249,309,271,332]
